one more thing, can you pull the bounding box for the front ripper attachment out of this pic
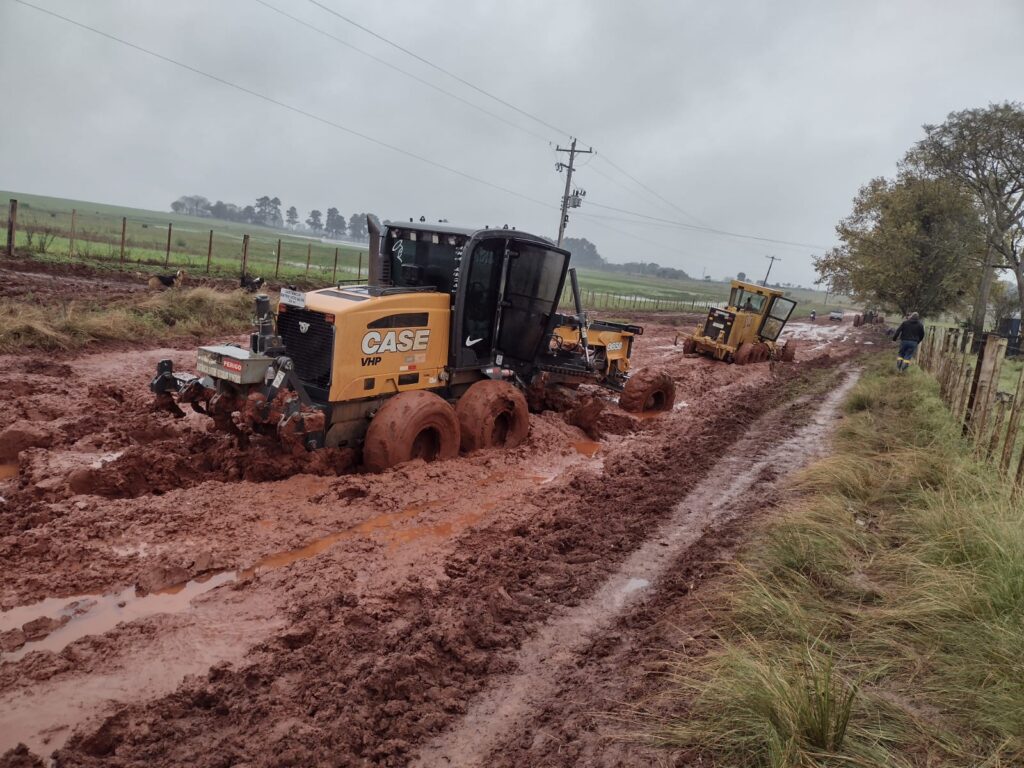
[150,354,326,453]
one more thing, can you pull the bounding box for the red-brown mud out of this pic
[0,291,873,764]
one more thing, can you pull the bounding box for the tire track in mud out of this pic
[418,367,861,767]
[46,359,849,767]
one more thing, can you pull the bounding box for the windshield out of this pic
[385,228,467,294]
[730,287,766,313]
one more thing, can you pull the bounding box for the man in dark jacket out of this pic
[892,312,925,372]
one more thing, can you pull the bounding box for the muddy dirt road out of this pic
[0,296,878,765]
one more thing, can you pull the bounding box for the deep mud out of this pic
[0,295,878,764]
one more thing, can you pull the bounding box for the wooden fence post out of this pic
[987,393,1011,461]
[6,198,16,258]
[241,234,250,278]
[305,243,311,276]
[333,247,339,282]
[966,334,1006,447]
[69,208,77,257]
[165,222,172,266]
[206,230,214,273]
[119,217,127,264]
[275,239,282,278]
[1001,366,1024,473]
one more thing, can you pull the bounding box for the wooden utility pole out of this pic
[762,255,780,286]
[305,243,312,275]
[6,199,17,258]
[241,234,250,278]
[275,239,282,278]
[333,247,339,282]
[119,217,127,264]
[555,137,592,246]
[357,252,363,281]
[69,208,77,257]
[165,223,172,265]
[206,230,214,273]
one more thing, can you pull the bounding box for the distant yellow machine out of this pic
[679,280,797,364]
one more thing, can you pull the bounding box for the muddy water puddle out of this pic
[572,440,602,457]
[0,463,17,481]
[2,499,503,662]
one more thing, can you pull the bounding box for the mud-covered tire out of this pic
[781,340,796,362]
[456,380,530,453]
[734,342,753,365]
[363,390,460,472]
[619,368,676,413]
[681,336,697,354]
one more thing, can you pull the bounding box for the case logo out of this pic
[361,329,430,356]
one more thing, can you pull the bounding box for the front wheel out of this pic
[363,390,460,472]
[619,368,676,413]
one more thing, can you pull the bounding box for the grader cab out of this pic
[679,280,797,364]
[151,219,676,471]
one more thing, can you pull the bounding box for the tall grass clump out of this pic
[649,359,1024,766]
[0,287,255,353]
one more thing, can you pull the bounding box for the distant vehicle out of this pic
[829,310,844,321]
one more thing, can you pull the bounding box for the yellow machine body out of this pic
[685,280,797,362]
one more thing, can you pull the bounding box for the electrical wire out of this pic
[252,0,554,143]
[306,0,573,138]
[583,201,829,250]
[11,0,559,213]
[594,154,709,226]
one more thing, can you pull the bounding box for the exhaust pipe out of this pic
[367,215,382,287]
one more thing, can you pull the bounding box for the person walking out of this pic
[892,312,925,372]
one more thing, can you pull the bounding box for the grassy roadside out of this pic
[650,359,1024,766]
[0,288,256,353]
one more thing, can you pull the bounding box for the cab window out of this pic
[760,296,797,340]
[730,287,766,313]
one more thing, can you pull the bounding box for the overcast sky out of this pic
[2,0,1023,285]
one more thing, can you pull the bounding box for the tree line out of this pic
[170,195,380,242]
[815,102,1024,331]
[561,236,692,280]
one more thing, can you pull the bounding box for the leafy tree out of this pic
[562,237,607,268]
[348,213,368,241]
[737,271,747,281]
[325,208,346,239]
[255,196,272,224]
[286,206,299,228]
[241,205,256,224]
[903,102,1024,330]
[306,209,323,232]
[989,280,1019,327]
[814,175,984,316]
[171,195,210,216]
[170,200,185,214]
[269,197,282,227]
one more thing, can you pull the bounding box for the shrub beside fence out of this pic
[919,327,1024,486]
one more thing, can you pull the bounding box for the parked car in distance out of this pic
[829,310,844,321]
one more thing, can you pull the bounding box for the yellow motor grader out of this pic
[678,279,797,364]
[151,219,675,471]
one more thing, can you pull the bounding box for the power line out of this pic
[306,0,572,138]
[583,201,830,250]
[252,0,554,143]
[593,154,708,227]
[12,0,558,213]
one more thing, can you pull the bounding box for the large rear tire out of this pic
[456,380,530,453]
[781,340,796,362]
[363,390,460,472]
[681,336,697,354]
[619,368,676,413]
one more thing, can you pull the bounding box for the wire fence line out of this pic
[920,327,1024,488]
[2,197,369,284]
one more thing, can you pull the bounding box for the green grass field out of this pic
[1,190,850,313]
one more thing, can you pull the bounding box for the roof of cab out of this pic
[383,219,555,247]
